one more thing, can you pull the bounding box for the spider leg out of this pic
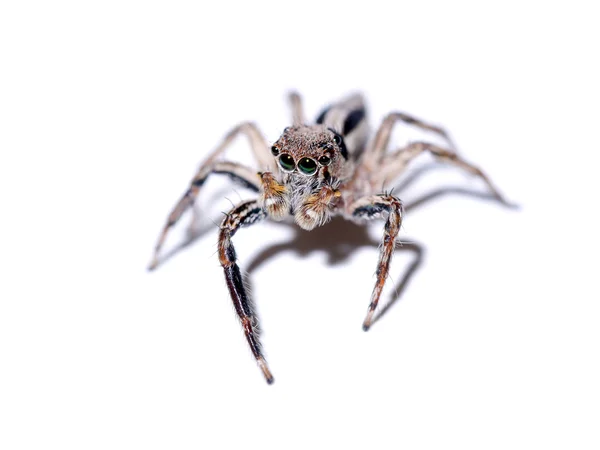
[218,199,274,384]
[149,161,261,270]
[149,122,272,270]
[288,91,305,126]
[360,112,455,171]
[349,194,404,331]
[377,141,508,204]
[185,162,261,237]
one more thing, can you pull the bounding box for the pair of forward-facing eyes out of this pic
[270,145,331,175]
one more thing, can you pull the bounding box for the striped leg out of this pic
[218,200,273,384]
[377,141,508,204]
[350,194,404,331]
[148,122,272,270]
[360,111,455,171]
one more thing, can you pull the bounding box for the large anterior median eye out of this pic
[278,153,295,171]
[298,157,317,175]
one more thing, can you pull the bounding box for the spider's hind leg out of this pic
[349,194,404,331]
[377,141,509,204]
[360,111,455,171]
[288,91,305,126]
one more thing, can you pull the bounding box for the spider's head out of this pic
[270,125,349,183]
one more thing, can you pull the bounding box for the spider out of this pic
[148,91,508,384]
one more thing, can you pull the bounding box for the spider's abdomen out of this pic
[314,93,369,160]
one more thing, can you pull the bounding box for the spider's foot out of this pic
[147,256,159,272]
[362,307,375,332]
[258,357,274,385]
[148,231,169,271]
[496,193,520,210]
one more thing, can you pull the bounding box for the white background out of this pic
[1,1,599,449]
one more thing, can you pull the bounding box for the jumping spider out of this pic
[149,92,508,384]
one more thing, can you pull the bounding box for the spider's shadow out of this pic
[244,217,425,329]
[155,163,513,328]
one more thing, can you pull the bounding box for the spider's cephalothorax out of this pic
[149,91,508,384]
[267,125,354,230]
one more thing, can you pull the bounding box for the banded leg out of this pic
[360,111,455,171]
[148,122,271,270]
[350,194,404,331]
[219,200,273,384]
[288,91,305,126]
[377,141,508,203]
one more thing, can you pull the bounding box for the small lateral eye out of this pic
[318,155,331,166]
[298,157,317,174]
[333,133,342,145]
[271,146,280,156]
[279,153,295,171]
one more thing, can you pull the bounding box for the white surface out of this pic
[1,1,599,449]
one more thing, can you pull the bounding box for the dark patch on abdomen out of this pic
[315,105,331,124]
[343,108,365,136]
[327,128,348,160]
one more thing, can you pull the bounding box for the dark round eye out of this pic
[271,146,279,156]
[333,133,342,145]
[278,153,295,171]
[298,157,317,175]
[318,155,331,166]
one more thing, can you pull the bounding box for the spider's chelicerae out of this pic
[149,92,508,384]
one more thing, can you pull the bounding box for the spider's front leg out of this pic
[219,199,274,384]
[149,122,272,270]
[349,194,404,331]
